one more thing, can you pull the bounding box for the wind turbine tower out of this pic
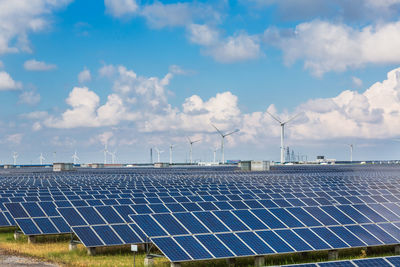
[213,147,219,163]
[211,124,240,164]
[267,111,301,164]
[155,147,164,163]
[39,153,45,165]
[169,144,175,165]
[12,152,18,165]
[103,143,109,164]
[108,150,117,164]
[187,137,200,164]
[349,144,353,162]
[72,151,79,165]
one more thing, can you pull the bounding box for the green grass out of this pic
[0,228,398,267]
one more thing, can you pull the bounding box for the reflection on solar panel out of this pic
[3,165,400,264]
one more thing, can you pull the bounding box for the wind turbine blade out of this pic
[284,112,303,124]
[266,111,283,124]
[186,136,192,144]
[211,124,224,136]
[193,139,201,144]
[224,129,240,137]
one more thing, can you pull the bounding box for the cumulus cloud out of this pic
[0,71,22,91]
[104,0,138,18]
[44,87,136,128]
[24,59,56,71]
[188,24,262,63]
[6,133,23,145]
[18,90,41,105]
[78,68,91,83]
[264,20,400,76]
[0,0,72,55]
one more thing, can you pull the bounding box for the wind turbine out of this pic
[213,147,219,163]
[266,111,301,164]
[211,124,240,164]
[39,153,45,165]
[348,144,353,162]
[169,144,176,165]
[103,143,109,164]
[155,147,164,162]
[12,152,18,165]
[72,151,79,165]
[108,150,117,164]
[187,137,201,164]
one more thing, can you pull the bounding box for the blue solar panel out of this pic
[152,237,191,262]
[5,203,28,218]
[236,231,274,254]
[216,233,254,256]
[311,227,348,249]
[345,225,382,246]
[38,202,59,217]
[93,225,123,245]
[0,212,11,226]
[318,261,354,266]
[194,211,229,232]
[329,226,365,247]
[174,236,213,260]
[386,256,400,265]
[58,208,87,226]
[337,205,371,224]
[73,226,104,247]
[287,208,321,227]
[353,204,386,223]
[77,207,106,225]
[303,207,339,226]
[96,206,124,224]
[132,204,152,214]
[269,208,304,228]
[294,228,331,250]
[111,224,142,244]
[50,217,70,233]
[352,258,391,267]
[15,218,41,235]
[321,206,355,225]
[232,210,267,230]
[130,214,167,237]
[256,230,294,253]
[22,202,45,217]
[251,209,286,229]
[33,218,58,234]
[362,224,397,244]
[213,211,249,231]
[275,229,313,251]
[174,212,209,234]
[152,213,189,235]
[113,205,135,222]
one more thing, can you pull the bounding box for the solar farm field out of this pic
[1,164,400,266]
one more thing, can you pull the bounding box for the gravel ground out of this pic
[0,250,58,267]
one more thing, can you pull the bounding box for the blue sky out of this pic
[1,0,400,164]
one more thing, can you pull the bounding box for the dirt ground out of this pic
[0,249,58,267]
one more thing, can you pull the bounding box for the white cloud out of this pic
[0,71,22,91]
[0,0,72,55]
[104,0,138,18]
[18,90,41,105]
[6,133,23,144]
[352,76,363,87]
[264,20,400,76]
[44,86,136,128]
[188,24,262,63]
[24,59,56,71]
[99,64,116,77]
[21,111,49,120]
[78,68,91,83]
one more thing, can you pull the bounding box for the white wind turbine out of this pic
[348,144,353,162]
[187,137,201,164]
[213,147,219,163]
[108,150,117,164]
[39,153,45,165]
[155,147,164,162]
[169,144,176,165]
[12,152,18,165]
[211,124,240,164]
[266,111,301,164]
[103,143,109,164]
[72,151,79,165]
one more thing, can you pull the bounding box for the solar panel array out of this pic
[282,255,400,266]
[2,165,400,264]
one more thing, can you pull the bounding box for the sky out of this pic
[2,0,400,164]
